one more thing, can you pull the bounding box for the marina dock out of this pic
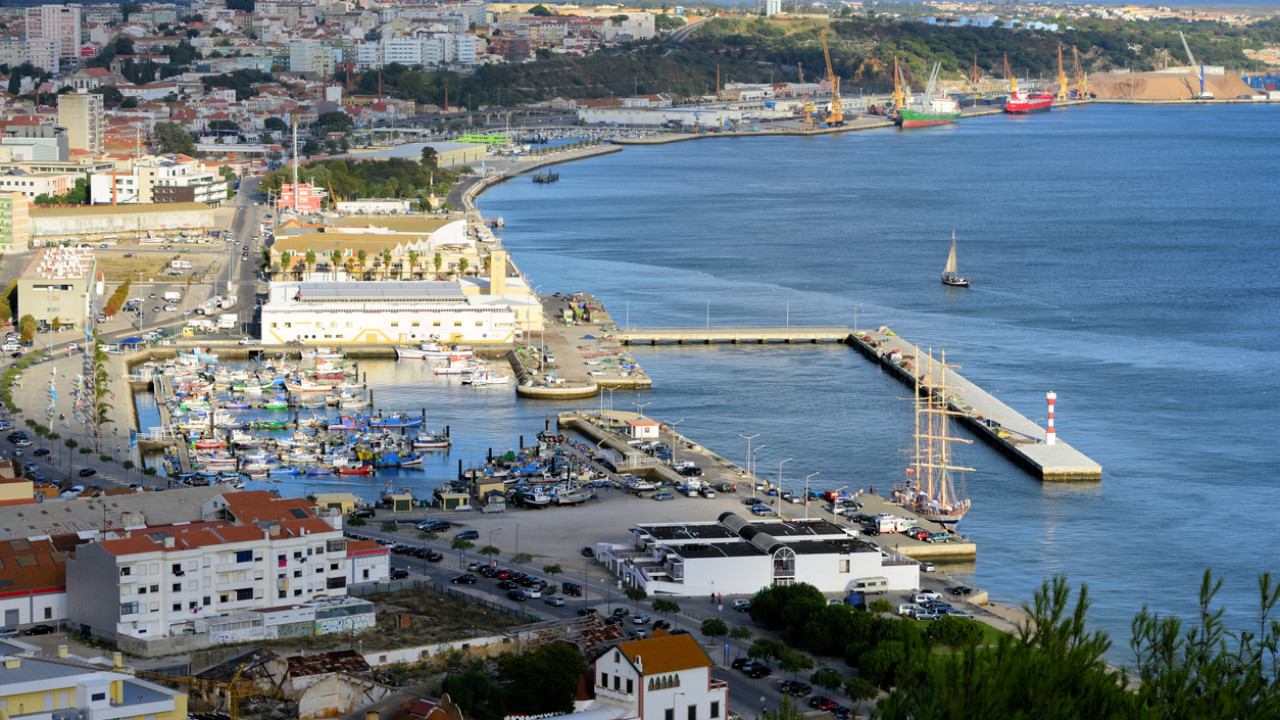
[152,375,192,474]
[614,323,1102,482]
[849,329,1102,482]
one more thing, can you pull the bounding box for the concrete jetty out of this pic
[849,329,1102,482]
[618,326,852,345]
[151,375,192,474]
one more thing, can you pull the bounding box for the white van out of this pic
[853,576,889,594]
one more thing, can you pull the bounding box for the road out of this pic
[353,522,821,718]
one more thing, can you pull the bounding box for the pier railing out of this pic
[617,326,853,345]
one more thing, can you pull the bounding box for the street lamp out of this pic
[805,472,820,520]
[737,433,758,483]
[488,527,503,567]
[749,444,766,491]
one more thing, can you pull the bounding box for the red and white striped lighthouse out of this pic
[1046,391,1057,445]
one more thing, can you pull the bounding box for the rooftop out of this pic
[268,281,469,304]
[30,201,211,218]
[617,630,713,675]
[0,486,229,541]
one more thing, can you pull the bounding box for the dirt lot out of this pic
[95,249,223,284]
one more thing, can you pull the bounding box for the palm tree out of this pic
[328,250,340,278]
[305,250,317,275]
[407,250,419,279]
[457,257,468,277]
[357,249,367,279]
[280,251,292,280]
[433,252,442,279]
[483,254,492,276]
[381,249,393,280]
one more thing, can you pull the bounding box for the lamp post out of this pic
[738,433,758,488]
[805,472,820,520]
[488,527,503,568]
[853,303,863,334]
[777,457,792,516]
[749,444,766,493]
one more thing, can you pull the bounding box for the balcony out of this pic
[709,678,728,691]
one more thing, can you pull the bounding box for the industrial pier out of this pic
[613,325,1102,483]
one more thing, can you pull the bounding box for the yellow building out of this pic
[0,192,31,252]
[312,492,359,515]
[0,650,187,720]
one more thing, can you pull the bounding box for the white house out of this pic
[626,418,661,440]
[592,631,729,720]
[346,538,391,585]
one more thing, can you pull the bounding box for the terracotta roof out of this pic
[0,535,78,596]
[223,490,319,525]
[617,631,713,675]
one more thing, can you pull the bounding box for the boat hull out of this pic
[896,110,960,128]
[1004,94,1054,114]
[396,347,428,360]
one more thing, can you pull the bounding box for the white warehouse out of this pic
[261,281,518,345]
[596,512,921,597]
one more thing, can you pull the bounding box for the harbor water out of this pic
[470,103,1280,654]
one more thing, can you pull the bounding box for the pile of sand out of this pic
[1089,70,1255,100]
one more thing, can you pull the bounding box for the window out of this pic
[432,321,441,327]
[613,675,620,691]
[600,672,607,687]
[43,608,52,619]
[172,583,182,592]
[294,570,302,578]
[475,321,482,327]
[688,706,696,720]
[172,603,181,611]
[453,321,461,327]
[626,678,633,694]
[220,594,228,603]
[189,601,197,610]
[138,586,147,594]
[235,588,253,601]
[120,566,131,576]
[839,559,850,573]
[293,588,303,596]
[203,596,210,605]
[150,584,158,593]
[665,711,674,720]
[91,693,106,702]
[278,554,286,567]
[294,551,303,560]
[711,702,720,719]
[235,550,253,563]
[327,577,347,589]
[172,563,183,575]
[330,562,339,571]
[278,590,286,599]
[120,601,139,615]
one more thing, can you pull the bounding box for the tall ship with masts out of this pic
[892,348,973,524]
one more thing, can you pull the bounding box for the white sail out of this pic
[944,231,959,275]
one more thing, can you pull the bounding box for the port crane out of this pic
[892,56,906,111]
[819,30,844,126]
[1057,46,1069,100]
[1179,31,1213,98]
[1072,46,1090,99]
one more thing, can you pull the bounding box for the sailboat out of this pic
[941,231,971,287]
[892,348,973,525]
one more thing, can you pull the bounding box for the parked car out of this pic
[949,585,974,596]
[450,574,477,584]
[389,568,409,579]
[810,697,839,711]
[0,627,17,638]
[455,529,479,540]
[632,613,651,625]
[350,508,376,518]
[733,599,751,612]
[544,595,565,606]
[919,561,936,572]
[578,607,599,616]
[731,657,753,670]
[653,619,672,630]
[22,624,56,636]
[911,591,941,604]
[581,546,595,558]
[78,468,97,477]
[652,492,675,501]
[745,663,771,679]
[506,589,527,602]
[425,550,444,562]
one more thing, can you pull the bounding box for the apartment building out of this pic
[56,92,104,155]
[26,4,82,60]
[67,515,349,642]
[89,154,229,206]
[0,193,32,252]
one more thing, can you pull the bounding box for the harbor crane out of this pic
[819,30,844,126]
[1072,46,1090,99]
[1179,31,1213,98]
[1057,46,1069,100]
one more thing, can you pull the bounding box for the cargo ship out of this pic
[1004,89,1054,114]
[893,60,961,128]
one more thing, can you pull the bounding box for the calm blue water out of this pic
[470,103,1280,653]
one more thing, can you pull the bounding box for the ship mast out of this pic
[913,348,974,514]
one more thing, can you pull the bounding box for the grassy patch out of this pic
[96,252,204,283]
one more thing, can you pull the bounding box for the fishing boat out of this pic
[413,431,451,449]
[253,419,290,430]
[462,370,510,386]
[395,345,428,360]
[941,231,971,287]
[421,342,474,360]
[626,479,657,493]
[434,361,479,375]
[891,348,973,525]
[894,59,961,128]
[268,466,303,476]
[338,465,373,476]
[553,484,594,505]
[192,439,225,450]
[368,413,425,429]
[514,486,551,508]
[262,398,290,410]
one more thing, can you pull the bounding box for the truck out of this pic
[163,291,182,302]
[875,515,912,534]
[220,296,236,310]
[169,260,192,270]
[217,313,238,330]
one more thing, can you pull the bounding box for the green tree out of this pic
[379,521,398,534]
[381,248,392,280]
[843,676,877,703]
[153,122,197,156]
[868,598,894,614]
[496,644,585,715]
[810,665,843,693]
[700,617,728,640]
[347,516,366,527]
[421,146,439,169]
[730,625,752,653]
[478,545,501,559]
[924,616,985,647]
[305,249,317,272]
[778,649,814,681]
[457,257,468,277]
[528,4,553,16]
[652,598,680,626]
[748,638,786,666]
[624,586,648,612]
[406,250,419,279]
[433,252,442,278]
[18,314,35,344]
[357,249,368,278]
[441,670,504,720]
[450,538,475,552]
[542,563,562,577]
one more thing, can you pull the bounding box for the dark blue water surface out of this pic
[471,103,1280,653]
